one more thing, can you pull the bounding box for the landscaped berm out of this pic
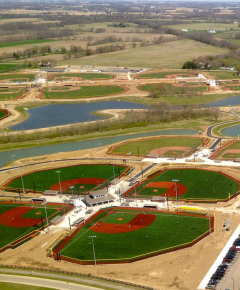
[52,207,213,265]
[0,202,73,252]
[1,164,129,194]
[124,168,240,202]
[108,136,206,158]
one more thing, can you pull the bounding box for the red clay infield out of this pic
[0,207,42,227]
[145,181,187,197]
[50,178,106,191]
[91,213,155,233]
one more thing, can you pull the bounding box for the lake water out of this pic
[10,101,148,130]
[222,125,240,137]
[1,129,198,168]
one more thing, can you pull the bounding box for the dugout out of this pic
[43,190,58,196]
[144,204,159,209]
[51,215,64,225]
[151,196,166,203]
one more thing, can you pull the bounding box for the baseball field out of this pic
[124,168,240,201]
[49,73,114,81]
[2,164,129,194]
[108,136,203,157]
[211,140,240,160]
[53,207,212,264]
[0,202,72,252]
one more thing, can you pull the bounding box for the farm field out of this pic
[109,136,203,157]
[165,22,238,31]
[55,208,210,264]
[43,85,126,99]
[0,74,35,82]
[0,64,18,72]
[50,73,114,81]
[125,168,239,201]
[61,39,227,69]
[2,164,128,194]
[140,83,207,93]
[0,88,26,100]
[0,39,56,49]
[0,203,71,252]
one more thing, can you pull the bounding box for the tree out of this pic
[182,60,198,69]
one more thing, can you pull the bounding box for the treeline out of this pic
[1,105,217,145]
[148,84,203,98]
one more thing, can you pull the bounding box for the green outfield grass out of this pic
[111,137,201,156]
[127,168,239,200]
[138,187,167,196]
[0,74,35,81]
[137,71,194,79]
[43,85,125,99]
[224,84,240,90]
[223,141,240,149]
[140,83,207,93]
[4,164,128,193]
[50,73,114,80]
[222,153,240,159]
[0,203,67,251]
[0,88,25,100]
[0,109,7,119]
[59,209,209,262]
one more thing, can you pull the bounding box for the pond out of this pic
[10,101,148,130]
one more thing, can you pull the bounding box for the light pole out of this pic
[111,162,115,179]
[231,277,234,290]
[127,152,131,177]
[134,183,137,205]
[19,169,25,195]
[165,194,169,211]
[89,235,97,265]
[172,179,179,211]
[44,202,49,234]
[70,186,74,198]
[11,155,16,172]
[56,171,62,196]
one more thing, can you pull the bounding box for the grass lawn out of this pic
[43,85,125,99]
[59,209,209,262]
[0,203,66,250]
[0,63,18,72]
[50,73,114,80]
[0,109,7,119]
[49,87,70,90]
[206,71,239,80]
[224,84,240,90]
[4,164,127,193]
[164,150,185,157]
[111,137,202,156]
[141,83,207,93]
[0,88,25,100]
[223,141,240,149]
[128,168,239,200]
[137,187,167,196]
[0,283,56,290]
[61,39,227,69]
[0,74,35,81]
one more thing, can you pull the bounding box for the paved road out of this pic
[0,268,145,290]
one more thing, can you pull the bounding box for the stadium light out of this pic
[56,171,62,196]
[44,202,49,234]
[111,162,115,179]
[19,169,25,195]
[89,236,97,265]
[172,179,179,211]
[70,186,74,198]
